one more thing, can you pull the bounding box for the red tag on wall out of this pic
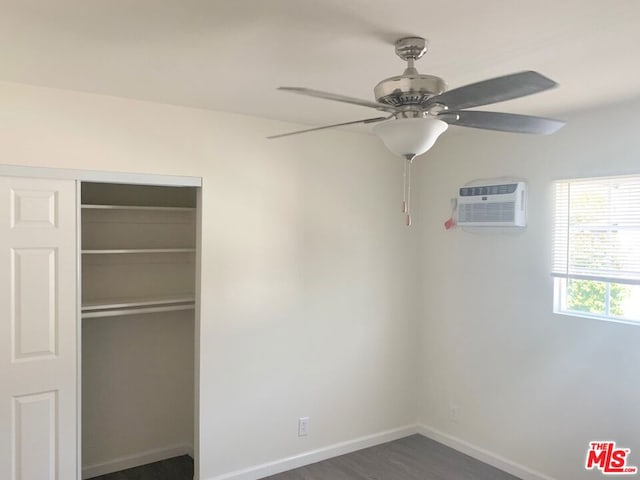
[444,217,456,230]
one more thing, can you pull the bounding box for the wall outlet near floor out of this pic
[449,404,460,423]
[298,416,310,436]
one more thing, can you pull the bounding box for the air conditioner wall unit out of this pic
[457,181,527,227]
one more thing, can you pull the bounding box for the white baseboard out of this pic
[205,425,419,480]
[417,425,556,480]
[82,443,194,479]
[202,423,556,480]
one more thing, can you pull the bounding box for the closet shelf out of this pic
[82,248,195,254]
[82,204,195,212]
[82,295,195,311]
[82,303,195,319]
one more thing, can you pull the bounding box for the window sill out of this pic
[553,309,640,327]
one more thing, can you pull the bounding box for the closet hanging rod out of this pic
[82,295,196,311]
[82,303,195,319]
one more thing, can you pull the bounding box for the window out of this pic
[552,175,640,324]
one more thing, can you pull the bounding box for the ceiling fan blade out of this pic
[426,71,558,111]
[439,110,565,135]
[278,87,398,113]
[267,117,388,139]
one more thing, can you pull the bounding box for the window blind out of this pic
[552,176,640,285]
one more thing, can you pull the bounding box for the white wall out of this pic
[0,81,419,478]
[415,99,640,480]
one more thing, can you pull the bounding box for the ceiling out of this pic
[1,0,639,132]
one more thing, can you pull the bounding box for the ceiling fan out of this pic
[268,37,565,225]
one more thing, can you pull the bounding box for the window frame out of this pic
[553,278,639,326]
[552,174,640,325]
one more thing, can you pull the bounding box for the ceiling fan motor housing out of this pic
[374,74,447,108]
[374,37,447,109]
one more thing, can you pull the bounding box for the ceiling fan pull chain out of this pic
[405,155,415,226]
[406,158,412,226]
[402,159,408,213]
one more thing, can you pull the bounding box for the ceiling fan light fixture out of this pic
[373,117,448,158]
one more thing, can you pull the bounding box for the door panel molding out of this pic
[10,189,58,229]
[11,248,58,362]
[12,391,58,480]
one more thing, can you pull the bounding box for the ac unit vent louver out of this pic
[457,182,526,227]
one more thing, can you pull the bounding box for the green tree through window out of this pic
[567,279,628,317]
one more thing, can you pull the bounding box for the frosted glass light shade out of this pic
[373,117,448,157]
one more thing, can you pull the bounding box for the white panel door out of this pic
[0,177,77,480]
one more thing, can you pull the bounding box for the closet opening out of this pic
[80,182,199,480]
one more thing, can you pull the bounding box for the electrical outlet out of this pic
[449,404,459,423]
[298,416,309,436]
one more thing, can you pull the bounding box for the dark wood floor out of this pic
[88,435,520,480]
[88,455,193,480]
[262,435,520,480]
